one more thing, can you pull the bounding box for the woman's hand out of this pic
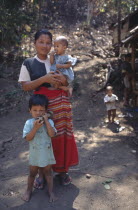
[43,72,61,84]
[54,70,68,86]
[21,72,68,91]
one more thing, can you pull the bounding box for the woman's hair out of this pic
[55,36,68,47]
[29,94,49,110]
[34,29,52,42]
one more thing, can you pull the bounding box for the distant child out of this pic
[22,94,57,202]
[50,36,77,97]
[104,86,118,123]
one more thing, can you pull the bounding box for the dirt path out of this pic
[0,55,138,210]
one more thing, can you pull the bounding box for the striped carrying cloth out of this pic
[34,87,79,172]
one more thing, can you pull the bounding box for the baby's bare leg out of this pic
[68,87,73,97]
[22,166,38,202]
[107,110,112,123]
[49,81,62,90]
[43,165,57,202]
[112,109,116,122]
[58,85,69,91]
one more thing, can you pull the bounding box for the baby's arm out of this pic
[50,51,55,65]
[105,101,112,104]
[25,120,43,141]
[115,95,118,101]
[56,62,71,69]
[43,114,56,137]
[104,96,113,104]
[110,95,118,102]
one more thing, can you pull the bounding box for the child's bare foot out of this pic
[49,192,58,202]
[22,190,32,202]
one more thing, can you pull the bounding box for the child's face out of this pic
[107,89,113,96]
[29,105,46,118]
[54,41,66,55]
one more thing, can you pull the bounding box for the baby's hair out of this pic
[55,36,68,47]
[29,94,49,110]
[106,86,113,91]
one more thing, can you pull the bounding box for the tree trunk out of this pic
[37,0,42,29]
[117,0,121,56]
[87,0,93,26]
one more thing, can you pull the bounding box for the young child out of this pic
[22,94,57,202]
[104,86,118,123]
[50,36,77,97]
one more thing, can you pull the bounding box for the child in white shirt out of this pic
[104,86,118,123]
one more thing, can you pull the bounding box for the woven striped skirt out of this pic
[34,87,79,172]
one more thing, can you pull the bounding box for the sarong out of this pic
[34,87,79,172]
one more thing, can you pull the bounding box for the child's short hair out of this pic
[106,86,113,91]
[55,36,68,47]
[29,94,49,110]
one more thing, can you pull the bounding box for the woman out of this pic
[18,29,79,186]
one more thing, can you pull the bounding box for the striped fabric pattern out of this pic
[48,92,74,136]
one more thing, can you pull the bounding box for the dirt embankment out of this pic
[0,24,138,210]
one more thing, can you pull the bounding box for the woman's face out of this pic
[35,34,52,58]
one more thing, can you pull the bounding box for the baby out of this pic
[50,36,77,96]
[104,86,118,123]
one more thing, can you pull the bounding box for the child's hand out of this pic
[33,119,43,130]
[50,50,55,56]
[43,113,48,121]
[56,64,62,69]
[109,99,115,102]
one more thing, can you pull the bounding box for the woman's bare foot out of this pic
[22,190,32,202]
[49,192,58,202]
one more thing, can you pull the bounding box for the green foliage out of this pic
[0,0,38,50]
[0,0,137,59]
[102,0,138,15]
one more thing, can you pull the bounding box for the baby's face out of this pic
[107,90,113,96]
[54,41,66,55]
